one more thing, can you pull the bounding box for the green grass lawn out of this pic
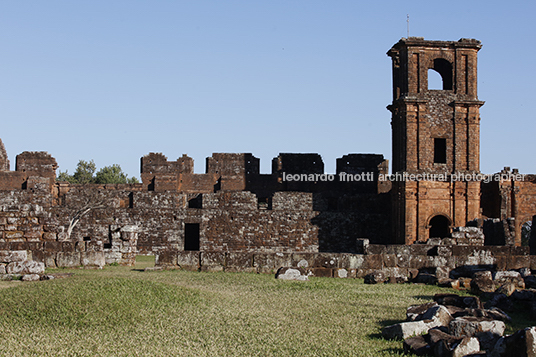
[0,257,528,356]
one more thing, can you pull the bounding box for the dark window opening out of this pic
[188,194,203,209]
[83,236,91,242]
[213,177,221,192]
[148,177,155,191]
[327,197,338,211]
[428,58,453,90]
[257,197,272,210]
[184,223,200,251]
[104,231,112,249]
[128,192,134,208]
[434,138,447,164]
[429,215,450,239]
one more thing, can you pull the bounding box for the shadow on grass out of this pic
[380,347,406,355]
[368,318,404,340]
[412,295,436,301]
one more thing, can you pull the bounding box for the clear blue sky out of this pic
[1,1,534,178]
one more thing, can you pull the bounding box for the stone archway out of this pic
[428,215,451,239]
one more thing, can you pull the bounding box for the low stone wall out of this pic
[155,244,535,278]
[1,250,45,280]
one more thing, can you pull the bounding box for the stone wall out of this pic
[481,169,536,245]
[155,244,534,278]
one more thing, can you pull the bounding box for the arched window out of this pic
[427,58,453,90]
[429,215,451,238]
[428,69,443,90]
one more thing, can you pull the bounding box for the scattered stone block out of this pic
[434,294,482,309]
[494,271,525,290]
[519,267,532,278]
[6,260,45,274]
[364,270,386,284]
[449,317,505,338]
[382,320,431,340]
[22,274,40,281]
[471,270,495,294]
[406,302,438,321]
[403,335,430,355]
[496,282,517,296]
[451,337,480,357]
[420,305,453,327]
[484,293,514,312]
[525,276,536,289]
[275,267,308,281]
[491,326,536,357]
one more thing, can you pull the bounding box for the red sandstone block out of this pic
[409,245,431,256]
[383,254,397,268]
[511,246,529,256]
[75,241,86,252]
[26,242,42,251]
[56,252,81,267]
[313,253,341,268]
[311,267,332,278]
[531,256,536,271]
[24,231,42,240]
[356,268,376,279]
[338,254,365,270]
[200,251,225,270]
[346,268,357,278]
[507,255,530,270]
[367,245,387,255]
[61,241,75,252]
[408,255,427,269]
[5,231,23,240]
[362,254,383,269]
[44,241,61,252]
[31,250,45,264]
[86,241,103,252]
[9,242,28,250]
[42,232,57,240]
[253,253,291,274]
[291,252,317,268]
[396,253,410,268]
[156,250,178,266]
[226,252,253,269]
[386,245,410,255]
[176,251,200,270]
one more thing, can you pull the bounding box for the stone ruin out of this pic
[0,37,536,284]
[383,291,536,357]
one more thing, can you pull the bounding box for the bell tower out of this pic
[387,38,484,244]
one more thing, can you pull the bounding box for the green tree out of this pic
[57,160,139,184]
[95,164,139,184]
[73,159,97,184]
[57,159,96,184]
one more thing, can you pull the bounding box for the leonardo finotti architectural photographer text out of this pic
[281,171,526,183]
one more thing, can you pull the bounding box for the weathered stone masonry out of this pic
[1,37,536,275]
